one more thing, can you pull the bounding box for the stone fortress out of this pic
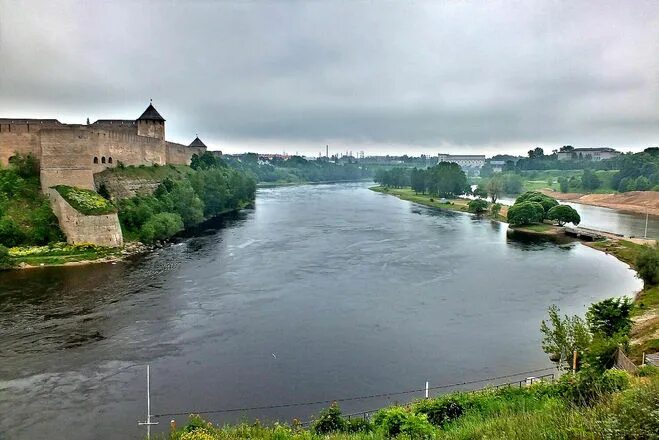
[0,103,209,247]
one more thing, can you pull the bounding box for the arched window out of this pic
[108,157,113,164]
[101,157,106,164]
[93,157,99,164]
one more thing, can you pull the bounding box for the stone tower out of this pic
[137,103,165,139]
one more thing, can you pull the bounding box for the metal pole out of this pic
[138,365,158,439]
[645,208,649,239]
[425,381,429,399]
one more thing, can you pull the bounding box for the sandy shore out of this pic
[540,189,659,217]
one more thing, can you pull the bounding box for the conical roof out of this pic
[189,136,207,148]
[137,103,165,121]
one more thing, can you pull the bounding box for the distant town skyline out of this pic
[1,0,657,157]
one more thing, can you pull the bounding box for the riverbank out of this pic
[541,189,659,217]
[372,185,658,361]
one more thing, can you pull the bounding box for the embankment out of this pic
[541,189,659,217]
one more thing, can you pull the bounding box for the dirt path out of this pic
[540,189,659,216]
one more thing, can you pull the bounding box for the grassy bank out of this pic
[162,372,658,440]
[588,239,659,358]
[6,243,121,267]
[371,186,473,214]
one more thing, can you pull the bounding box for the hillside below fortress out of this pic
[0,103,210,247]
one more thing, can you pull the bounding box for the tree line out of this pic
[118,152,256,243]
[375,163,468,198]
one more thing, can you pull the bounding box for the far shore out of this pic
[539,188,659,217]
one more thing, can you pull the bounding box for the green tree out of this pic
[558,177,569,193]
[540,305,592,370]
[486,174,504,203]
[0,244,13,269]
[635,176,651,191]
[581,169,601,191]
[140,212,184,243]
[547,205,581,226]
[586,297,633,338]
[514,191,558,219]
[468,198,489,214]
[473,184,488,199]
[490,203,502,218]
[507,201,544,226]
[636,245,659,285]
[190,151,226,170]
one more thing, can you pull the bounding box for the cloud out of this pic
[0,0,657,155]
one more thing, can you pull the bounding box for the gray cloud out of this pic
[0,0,657,155]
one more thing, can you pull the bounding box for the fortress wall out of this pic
[49,190,123,247]
[0,132,41,166]
[0,120,65,134]
[166,141,202,165]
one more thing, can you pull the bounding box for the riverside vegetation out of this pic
[160,295,659,440]
[0,152,256,269]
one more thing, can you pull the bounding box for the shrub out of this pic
[139,212,184,243]
[468,198,489,214]
[507,201,545,226]
[414,395,467,427]
[540,305,591,370]
[490,203,502,218]
[0,244,13,269]
[345,418,372,433]
[558,177,569,193]
[636,245,659,285]
[0,217,26,247]
[557,369,629,406]
[637,364,659,377]
[547,205,581,226]
[8,153,39,178]
[54,185,117,215]
[311,402,347,434]
[586,297,632,338]
[372,406,435,438]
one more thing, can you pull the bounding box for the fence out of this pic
[613,346,639,374]
[300,372,556,426]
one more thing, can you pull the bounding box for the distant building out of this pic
[556,148,620,161]
[437,154,486,168]
[489,160,506,173]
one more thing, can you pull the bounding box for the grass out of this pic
[54,185,117,215]
[7,243,119,266]
[160,374,659,440]
[370,186,472,214]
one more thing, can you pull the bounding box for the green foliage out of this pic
[586,297,633,338]
[8,153,39,178]
[140,212,184,243]
[490,203,502,218]
[0,217,26,247]
[467,198,489,214]
[612,147,659,192]
[540,305,592,369]
[0,244,13,269]
[558,176,569,193]
[514,191,559,217]
[547,204,581,226]
[372,406,435,439]
[584,335,626,372]
[636,245,659,285]
[556,369,629,406]
[507,201,545,226]
[581,169,601,190]
[486,174,504,202]
[413,396,467,427]
[377,163,468,198]
[311,402,347,434]
[472,184,488,199]
[637,364,659,377]
[54,185,117,215]
[190,151,227,170]
[117,166,255,243]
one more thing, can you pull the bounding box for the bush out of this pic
[559,177,569,193]
[345,418,372,433]
[490,203,502,218]
[636,245,659,285]
[595,376,659,438]
[468,198,489,214]
[311,402,346,434]
[54,185,117,215]
[637,364,659,377]
[586,297,632,338]
[507,201,545,226]
[0,217,26,247]
[557,369,629,406]
[413,395,467,427]
[372,407,435,439]
[139,212,184,243]
[547,205,581,226]
[0,244,13,269]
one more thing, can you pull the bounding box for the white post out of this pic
[425,381,429,399]
[645,208,649,239]
[138,365,158,439]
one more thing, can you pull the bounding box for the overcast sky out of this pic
[1,0,657,156]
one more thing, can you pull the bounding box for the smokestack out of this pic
[326,145,329,157]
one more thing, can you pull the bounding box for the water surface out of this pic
[0,182,642,439]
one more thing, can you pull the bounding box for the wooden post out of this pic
[572,350,578,374]
[642,352,646,366]
[170,420,177,431]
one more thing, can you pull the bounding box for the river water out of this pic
[0,182,643,439]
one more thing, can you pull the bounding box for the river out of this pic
[0,182,643,439]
